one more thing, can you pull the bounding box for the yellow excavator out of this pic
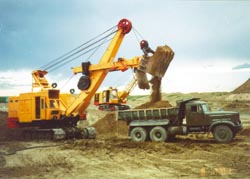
[94,78,137,111]
[7,19,174,140]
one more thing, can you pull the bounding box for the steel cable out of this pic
[40,25,117,71]
[45,29,117,71]
[48,36,114,73]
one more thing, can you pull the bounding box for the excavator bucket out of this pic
[136,45,174,89]
[144,45,174,78]
[136,70,150,90]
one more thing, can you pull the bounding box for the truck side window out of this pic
[191,105,198,112]
[191,105,202,113]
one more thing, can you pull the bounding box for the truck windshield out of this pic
[201,104,209,112]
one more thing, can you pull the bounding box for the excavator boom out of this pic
[65,19,132,116]
[118,78,137,101]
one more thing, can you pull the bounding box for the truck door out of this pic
[40,97,46,119]
[186,104,205,126]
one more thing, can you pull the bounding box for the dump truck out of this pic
[117,98,242,143]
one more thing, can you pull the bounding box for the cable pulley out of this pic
[77,76,91,90]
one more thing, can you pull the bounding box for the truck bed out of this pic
[117,107,179,124]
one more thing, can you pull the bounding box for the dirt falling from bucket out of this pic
[150,76,162,103]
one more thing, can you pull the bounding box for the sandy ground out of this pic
[0,93,250,179]
[0,129,249,179]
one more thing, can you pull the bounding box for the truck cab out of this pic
[180,99,242,142]
[185,100,210,127]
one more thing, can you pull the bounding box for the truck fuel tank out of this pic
[168,126,188,135]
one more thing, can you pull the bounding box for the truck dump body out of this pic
[117,107,180,125]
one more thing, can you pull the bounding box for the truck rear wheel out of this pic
[150,126,167,142]
[130,127,147,142]
[213,125,233,143]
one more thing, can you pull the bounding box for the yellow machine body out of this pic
[8,90,61,124]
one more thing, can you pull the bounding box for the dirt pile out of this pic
[92,113,128,136]
[92,101,172,135]
[232,78,250,94]
[135,100,172,109]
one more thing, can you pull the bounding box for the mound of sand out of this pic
[232,78,250,94]
[92,113,128,136]
[135,100,172,109]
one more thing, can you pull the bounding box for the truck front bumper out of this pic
[235,123,243,133]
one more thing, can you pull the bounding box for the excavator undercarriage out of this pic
[21,127,96,141]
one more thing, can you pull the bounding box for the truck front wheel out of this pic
[213,125,233,143]
[150,126,167,142]
[130,127,147,142]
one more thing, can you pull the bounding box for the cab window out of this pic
[111,89,118,99]
[50,100,59,108]
[190,105,202,113]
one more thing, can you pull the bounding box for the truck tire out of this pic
[130,127,147,142]
[150,126,167,142]
[213,125,233,143]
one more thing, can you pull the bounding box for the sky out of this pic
[0,0,250,96]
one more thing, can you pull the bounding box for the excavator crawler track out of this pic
[21,127,96,141]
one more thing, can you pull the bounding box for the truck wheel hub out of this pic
[136,132,142,138]
[156,132,162,138]
[218,130,227,139]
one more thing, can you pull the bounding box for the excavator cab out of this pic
[94,87,126,111]
[102,87,119,104]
